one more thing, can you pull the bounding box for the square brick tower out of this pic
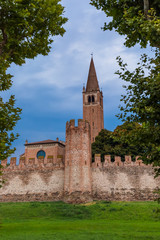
[83,57,104,143]
[64,119,92,202]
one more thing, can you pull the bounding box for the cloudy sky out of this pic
[5,0,149,158]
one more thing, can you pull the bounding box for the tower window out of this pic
[88,96,91,103]
[92,95,95,102]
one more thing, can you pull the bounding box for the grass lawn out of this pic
[0,201,160,240]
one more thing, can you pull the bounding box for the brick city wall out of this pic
[0,118,160,203]
[0,154,159,202]
[91,155,160,201]
[0,157,64,202]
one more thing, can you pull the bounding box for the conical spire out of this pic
[86,57,99,92]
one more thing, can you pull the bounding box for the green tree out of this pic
[90,0,160,48]
[0,0,67,162]
[91,0,160,174]
[92,122,144,162]
[92,129,115,161]
[116,53,160,175]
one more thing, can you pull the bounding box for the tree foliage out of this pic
[116,53,160,175]
[92,122,144,161]
[0,96,21,160]
[92,129,115,161]
[0,0,67,161]
[0,0,67,65]
[91,0,160,175]
[90,0,160,48]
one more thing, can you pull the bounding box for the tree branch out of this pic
[0,28,7,56]
[144,0,149,18]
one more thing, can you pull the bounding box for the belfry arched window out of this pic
[92,95,95,102]
[37,150,46,159]
[88,96,91,103]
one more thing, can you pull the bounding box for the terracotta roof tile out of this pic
[25,139,65,146]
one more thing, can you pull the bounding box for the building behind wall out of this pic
[24,139,65,166]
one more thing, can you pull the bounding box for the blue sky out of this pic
[4,0,149,158]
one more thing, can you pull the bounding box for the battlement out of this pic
[1,159,8,167]
[1,155,64,172]
[1,154,149,172]
[92,155,148,168]
[66,119,90,131]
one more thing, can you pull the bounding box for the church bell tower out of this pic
[83,57,104,143]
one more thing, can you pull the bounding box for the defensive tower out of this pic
[83,57,104,142]
[64,119,92,196]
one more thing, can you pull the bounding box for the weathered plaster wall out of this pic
[0,164,159,202]
[92,166,160,201]
[0,168,64,202]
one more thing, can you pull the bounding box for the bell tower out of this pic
[83,57,104,143]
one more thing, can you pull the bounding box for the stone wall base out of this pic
[0,189,158,203]
[63,191,93,204]
[0,192,63,202]
[92,189,159,201]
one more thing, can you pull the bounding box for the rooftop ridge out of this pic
[25,139,65,146]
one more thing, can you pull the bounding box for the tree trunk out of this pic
[144,0,149,17]
[0,28,7,56]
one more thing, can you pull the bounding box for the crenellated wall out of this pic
[91,155,159,201]
[0,156,64,202]
[2,154,64,171]
[0,119,160,203]
[92,155,145,168]
[1,153,159,203]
